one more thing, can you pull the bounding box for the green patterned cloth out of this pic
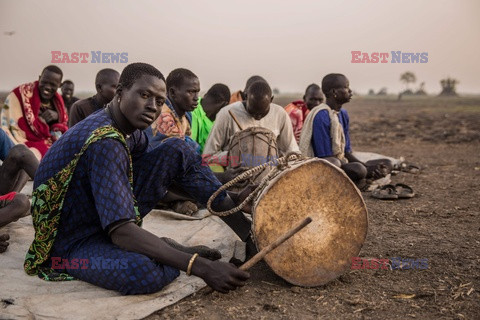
[190,98,214,153]
[24,125,142,281]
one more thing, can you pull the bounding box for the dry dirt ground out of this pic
[149,96,480,320]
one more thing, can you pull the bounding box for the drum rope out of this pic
[207,152,307,216]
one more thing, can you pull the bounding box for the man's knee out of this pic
[13,193,30,214]
[151,138,195,160]
[0,193,30,226]
[323,157,342,167]
[157,137,186,151]
[7,144,31,163]
[343,162,367,181]
[118,261,180,295]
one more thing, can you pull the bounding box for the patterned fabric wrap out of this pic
[1,81,68,158]
[24,125,141,281]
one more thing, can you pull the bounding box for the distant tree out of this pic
[273,87,280,95]
[415,82,427,95]
[439,77,458,96]
[368,89,375,96]
[400,72,416,91]
[377,87,388,96]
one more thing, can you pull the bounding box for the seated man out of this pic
[191,83,231,153]
[228,75,266,104]
[147,68,201,151]
[24,63,250,295]
[0,128,39,253]
[284,83,324,142]
[299,73,391,186]
[68,69,120,127]
[60,80,79,115]
[203,80,299,166]
[1,65,68,158]
[146,68,203,214]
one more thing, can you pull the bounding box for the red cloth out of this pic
[0,191,17,201]
[284,100,310,142]
[12,81,68,156]
[229,90,243,104]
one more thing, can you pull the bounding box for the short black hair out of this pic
[304,83,320,95]
[95,68,120,86]
[166,68,198,92]
[244,75,267,92]
[41,65,63,79]
[205,83,230,103]
[321,73,346,96]
[247,80,272,98]
[118,63,164,89]
[61,80,74,86]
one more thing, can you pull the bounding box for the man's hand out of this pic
[366,163,388,180]
[215,167,249,184]
[196,259,250,293]
[227,184,258,214]
[39,109,59,124]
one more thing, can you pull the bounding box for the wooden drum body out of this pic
[252,158,368,287]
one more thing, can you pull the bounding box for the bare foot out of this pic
[0,234,10,253]
[171,201,198,216]
[162,237,222,261]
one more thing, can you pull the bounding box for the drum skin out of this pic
[252,158,368,287]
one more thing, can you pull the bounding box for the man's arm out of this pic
[345,152,363,163]
[0,128,15,161]
[311,111,334,158]
[1,94,43,160]
[38,109,59,125]
[68,100,86,127]
[202,108,231,164]
[212,167,249,184]
[110,223,249,293]
[1,93,27,146]
[277,106,300,155]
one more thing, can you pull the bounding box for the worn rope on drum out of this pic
[207,152,306,216]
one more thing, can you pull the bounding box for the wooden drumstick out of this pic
[201,216,312,295]
[239,216,312,271]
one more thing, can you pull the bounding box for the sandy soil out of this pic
[149,96,480,320]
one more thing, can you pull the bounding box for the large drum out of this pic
[252,158,368,287]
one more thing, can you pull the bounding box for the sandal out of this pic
[400,164,420,174]
[371,185,398,200]
[395,183,415,199]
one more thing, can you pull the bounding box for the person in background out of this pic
[60,80,79,115]
[284,83,324,142]
[68,69,119,127]
[1,65,68,159]
[190,83,230,152]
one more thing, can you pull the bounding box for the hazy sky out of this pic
[1,0,479,95]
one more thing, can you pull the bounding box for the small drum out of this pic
[252,158,368,287]
[207,155,368,287]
